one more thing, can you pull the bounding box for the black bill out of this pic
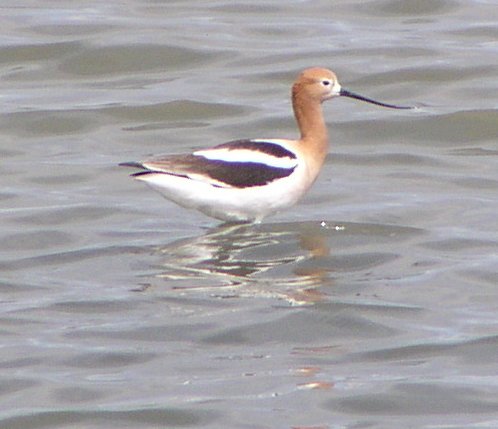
[340,88,413,110]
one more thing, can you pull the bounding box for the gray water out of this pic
[1,1,498,428]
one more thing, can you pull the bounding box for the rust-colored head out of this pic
[292,67,342,103]
[293,67,413,109]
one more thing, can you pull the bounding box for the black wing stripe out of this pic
[203,159,295,188]
[133,159,295,188]
[214,139,297,159]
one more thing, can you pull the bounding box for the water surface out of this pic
[1,1,497,428]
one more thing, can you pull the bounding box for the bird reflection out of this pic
[150,221,342,304]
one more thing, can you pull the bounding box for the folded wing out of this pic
[123,139,299,189]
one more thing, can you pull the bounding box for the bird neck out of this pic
[292,86,329,165]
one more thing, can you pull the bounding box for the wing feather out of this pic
[128,140,298,188]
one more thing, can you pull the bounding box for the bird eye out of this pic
[321,80,331,86]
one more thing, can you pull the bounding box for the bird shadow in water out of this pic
[140,220,424,305]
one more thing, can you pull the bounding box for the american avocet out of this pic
[120,68,411,223]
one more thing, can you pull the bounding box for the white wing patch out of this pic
[194,140,298,169]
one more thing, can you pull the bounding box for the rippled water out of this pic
[1,1,497,428]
